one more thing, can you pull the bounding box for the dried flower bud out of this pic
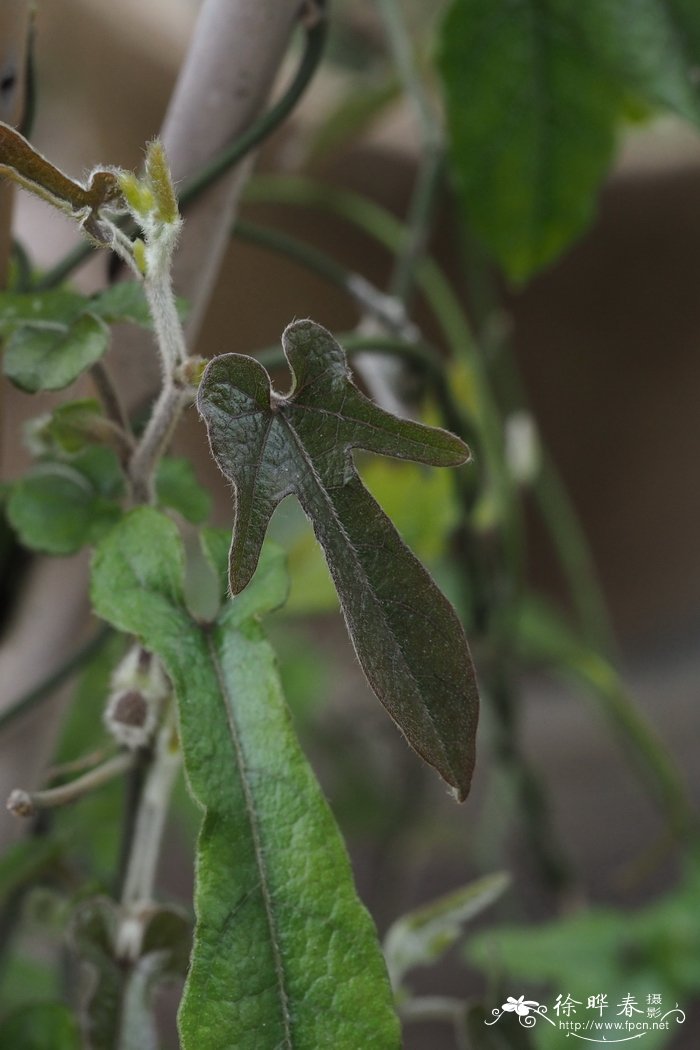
[104,646,171,749]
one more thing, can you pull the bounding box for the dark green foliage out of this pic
[439,0,700,281]
[197,319,479,800]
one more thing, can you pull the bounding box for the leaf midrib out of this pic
[204,628,293,1048]
[276,408,453,777]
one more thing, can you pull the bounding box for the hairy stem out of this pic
[128,381,191,504]
[116,707,181,961]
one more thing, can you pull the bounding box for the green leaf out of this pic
[0,1003,80,1050]
[438,0,700,282]
[7,455,122,554]
[0,289,86,334]
[384,872,510,992]
[86,282,152,326]
[197,319,479,801]
[668,0,700,70]
[86,282,189,326]
[27,398,106,457]
[91,508,401,1050]
[155,457,212,524]
[466,865,700,1050]
[3,312,110,392]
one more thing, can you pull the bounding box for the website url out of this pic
[558,1020,671,1032]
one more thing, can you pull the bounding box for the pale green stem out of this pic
[377,0,444,304]
[7,752,135,818]
[128,381,191,504]
[117,706,181,961]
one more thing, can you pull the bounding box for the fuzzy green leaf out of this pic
[0,289,85,333]
[86,282,188,326]
[439,0,700,282]
[155,457,212,524]
[27,398,105,457]
[7,449,123,555]
[384,872,510,992]
[91,508,401,1050]
[86,282,153,326]
[197,319,479,801]
[3,312,110,392]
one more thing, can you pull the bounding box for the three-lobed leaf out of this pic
[91,508,401,1050]
[197,319,479,801]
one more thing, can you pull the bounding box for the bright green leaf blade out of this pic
[384,872,510,991]
[0,1003,80,1050]
[3,312,110,392]
[7,463,122,554]
[438,0,700,282]
[155,457,212,524]
[91,508,401,1050]
[27,398,106,457]
[85,282,188,327]
[197,319,479,801]
[86,282,153,326]
[0,289,85,335]
[590,0,700,122]
[439,0,620,282]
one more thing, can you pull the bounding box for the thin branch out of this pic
[32,2,326,293]
[177,7,328,210]
[234,219,408,333]
[7,751,135,818]
[128,381,192,504]
[90,359,134,438]
[116,707,181,961]
[377,0,445,305]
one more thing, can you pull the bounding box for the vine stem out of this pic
[0,626,113,734]
[7,752,135,818]
[376,0,444,306]
[116,706,181,961]
[128,381,192,504]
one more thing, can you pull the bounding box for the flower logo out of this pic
[502,995,540,1017]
